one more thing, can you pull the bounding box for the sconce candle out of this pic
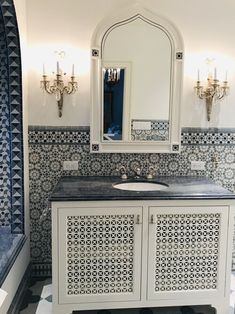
[40,63,78,117]
[105,68,121,87]
[56,62,60,75]
[72,64,75,76]
[214,67,217,80]
[197,69,200,81]
[194,70,229,121]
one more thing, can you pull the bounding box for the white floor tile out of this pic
[36,299,52,314]
[40,284,52,299]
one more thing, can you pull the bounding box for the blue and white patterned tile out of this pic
[131,119,169,141]
[0,13,11,227]
[28,126,90,145]
[28,127,235,272]
[182,128,235,145]
[0,0,24,233]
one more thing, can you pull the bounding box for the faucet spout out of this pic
[134,167,141,178]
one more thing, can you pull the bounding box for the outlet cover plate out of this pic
[191,161,205,171]
[63,161,78,171]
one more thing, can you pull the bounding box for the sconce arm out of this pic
[63,77,78,95]
[194,77,230,121]
[41,71,78,117]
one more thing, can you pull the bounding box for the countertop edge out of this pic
[49,176,235,202]
[50,195,235,202]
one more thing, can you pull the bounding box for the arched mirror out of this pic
[91,5,183,153]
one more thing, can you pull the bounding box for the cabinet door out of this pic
[57,206,142,304]
[147,206,228,301]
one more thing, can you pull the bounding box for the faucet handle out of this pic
[134,166,141,177]
[146,166,157,179]
[117,165,128,180]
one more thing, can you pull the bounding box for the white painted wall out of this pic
[26,0,235,127]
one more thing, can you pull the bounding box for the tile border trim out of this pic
[28,126,90,145]
[28,126,235,146]
[31,262,52,278]
[182,128,235,145]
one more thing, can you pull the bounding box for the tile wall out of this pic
[0,13,11,226]
[29,126,235,275]
[0,0,24,233]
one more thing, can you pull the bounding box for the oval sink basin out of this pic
[113,181,168,191]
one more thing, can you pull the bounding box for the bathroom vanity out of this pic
[51,176,235,314]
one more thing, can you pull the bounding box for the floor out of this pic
[19,274,235,314]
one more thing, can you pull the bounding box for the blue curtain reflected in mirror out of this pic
[103,69,125,141]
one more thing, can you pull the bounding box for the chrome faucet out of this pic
[134,167,141,178]
[146,166,156,179]
[117,165,128,180]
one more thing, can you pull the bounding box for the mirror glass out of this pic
[102,17,172,142]
[103,68,125,141]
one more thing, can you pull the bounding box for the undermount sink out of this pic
[113,181,169,191]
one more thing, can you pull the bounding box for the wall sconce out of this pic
[40,62,78,117]
[194,69,229,121]
[104,68,120,87]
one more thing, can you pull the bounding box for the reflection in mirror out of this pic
[103,68,125,141]
[131,119,169,141]
[102,17,171,142]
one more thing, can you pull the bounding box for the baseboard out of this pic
[31,262,52,278]
[7,263,31,314]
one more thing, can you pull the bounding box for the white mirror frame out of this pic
[90,4,184,153]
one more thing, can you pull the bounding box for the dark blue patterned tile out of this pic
[0,8,11,226]
[0,0,24,233]
[28,127,235,273]
[181,127,235,145]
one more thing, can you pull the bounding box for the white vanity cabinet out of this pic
[147,206,229,302]
[54,205,143,304]
[52,200,234,314]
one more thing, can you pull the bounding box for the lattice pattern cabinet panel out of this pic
[147,206,228,300]
[58,206,142,304]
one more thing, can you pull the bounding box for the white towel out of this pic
[0,288,7,308]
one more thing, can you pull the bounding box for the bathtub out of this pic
[0,227,29,313]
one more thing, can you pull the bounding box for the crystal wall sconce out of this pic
[40,62,78,117]
[104,68,120,87]
[194,69,229,121]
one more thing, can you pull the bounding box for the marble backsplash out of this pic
[29,126,235,275]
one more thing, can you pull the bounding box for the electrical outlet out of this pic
[63,161,78,171]
[191,161,205,171]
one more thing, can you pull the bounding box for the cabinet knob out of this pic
[150,214,155,224]
[136,214,142,224]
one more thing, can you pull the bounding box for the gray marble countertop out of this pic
[50,176,235,201]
